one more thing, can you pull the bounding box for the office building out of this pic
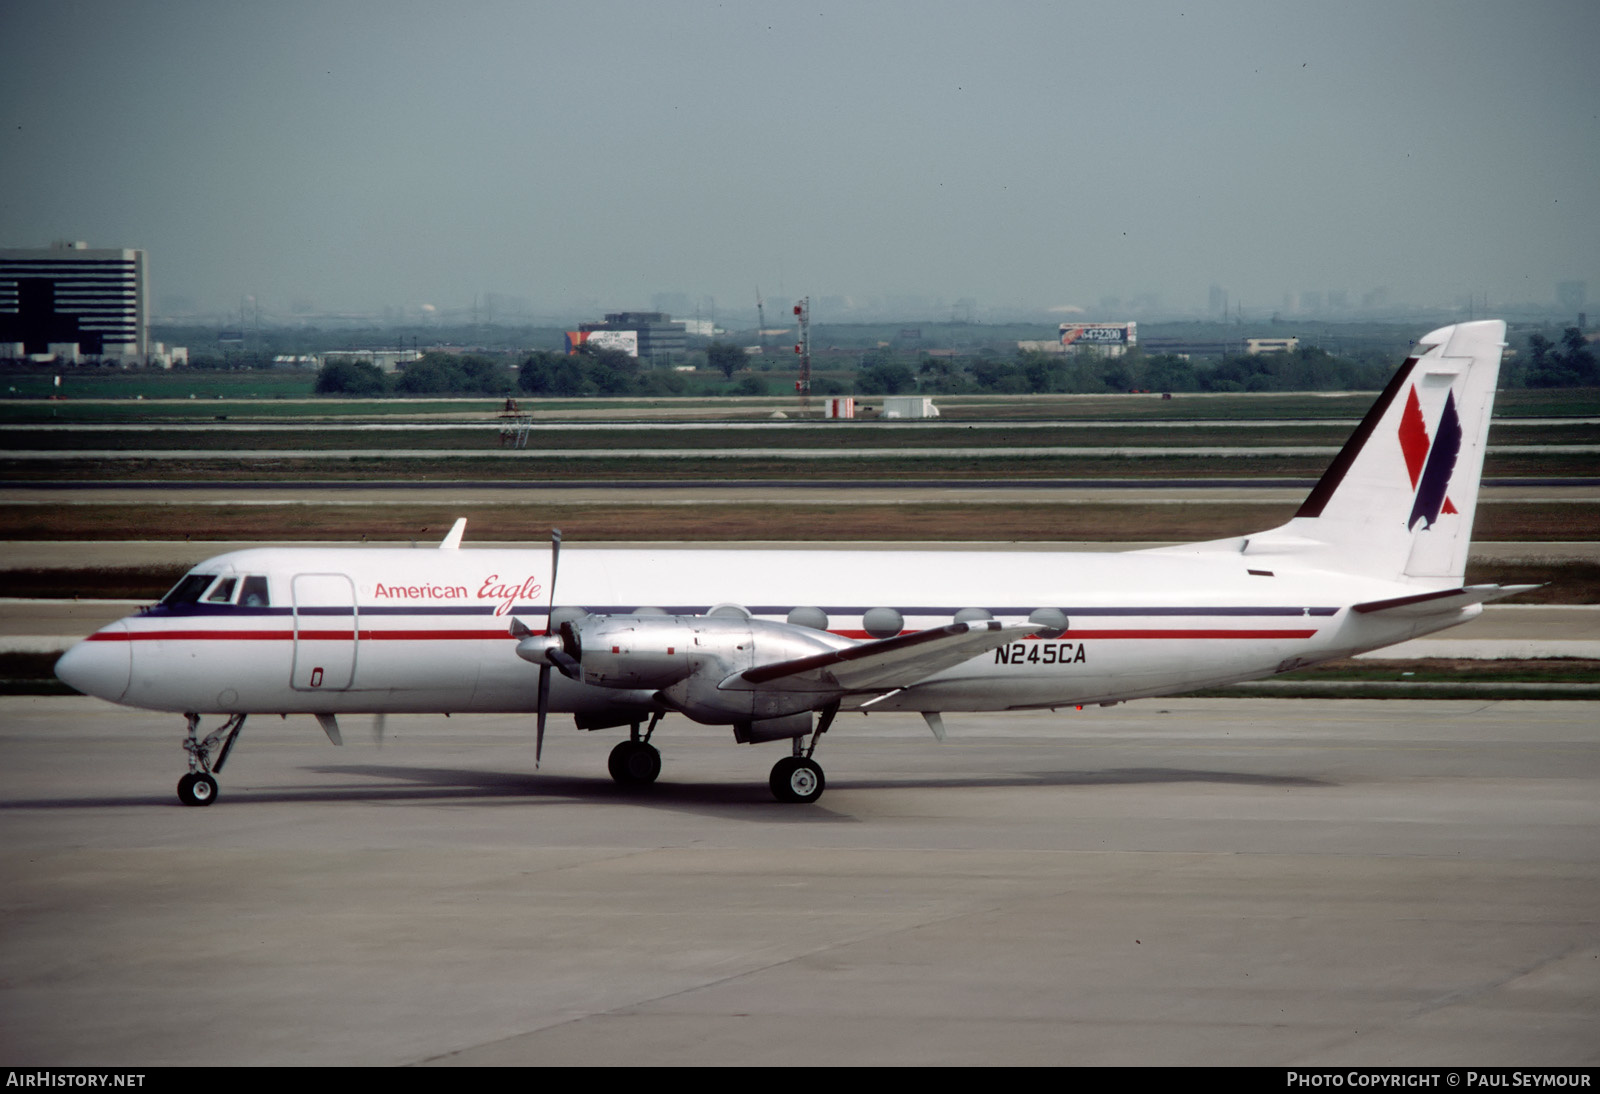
[0,242,148,362]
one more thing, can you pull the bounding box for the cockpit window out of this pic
[205,577,238,604]
[240,576,270,607]
[162,573,218,606]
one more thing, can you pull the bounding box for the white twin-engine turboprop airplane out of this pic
[57,320,1531,806]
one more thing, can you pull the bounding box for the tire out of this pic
[608,741,661,785]
[770,757,825,804]
[606,742,630,783]
[177,772,218,807]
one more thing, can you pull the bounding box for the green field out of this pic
[3,451,1596,484]
[3,376,1598,423]
[6,420,1598,452]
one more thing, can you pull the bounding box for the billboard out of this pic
[566,329,639,357]
[1059,322,1136,348]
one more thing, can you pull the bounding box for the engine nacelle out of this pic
[571,615,699,690]
[568,613,852,725]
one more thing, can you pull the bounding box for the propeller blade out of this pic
[559,619,581,660]
[547,647,581,680]
[535,664,550,768]
[537,527,562,770]
[372,712,387,748]
[545,528,562,635]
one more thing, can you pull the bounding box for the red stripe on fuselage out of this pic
[90,628,513,642]
[93,627,1319,643]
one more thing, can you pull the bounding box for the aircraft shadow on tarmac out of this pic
[0,763,1331,815]
[284,761,1334,810]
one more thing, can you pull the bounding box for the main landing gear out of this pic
[770,755,824,804]
[768,703,838,805]
[177,713,246,807]
[603,706,838,804]
[608,713,663,787]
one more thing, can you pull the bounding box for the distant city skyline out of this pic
[4,2,1596,325]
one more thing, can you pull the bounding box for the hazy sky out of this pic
[3,0,1596,323]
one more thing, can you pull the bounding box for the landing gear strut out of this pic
[178,713,246,807]
[768,702,838,804]
[608,713,662,786]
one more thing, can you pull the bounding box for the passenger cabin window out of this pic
[162,574,218,606]
[240,576,270,607]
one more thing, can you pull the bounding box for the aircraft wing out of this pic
[726,620,1031,694]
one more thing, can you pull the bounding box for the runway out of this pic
[1,697,1595,1066]
[5,479,1595,509]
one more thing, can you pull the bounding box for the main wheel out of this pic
[607,740,661,785]
[177,772,218,807]
[770,756,825,804]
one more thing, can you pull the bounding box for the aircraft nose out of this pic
[55,623,132,703]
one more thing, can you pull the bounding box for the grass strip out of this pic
[0,500,1593,545]
[4,451,1594,482]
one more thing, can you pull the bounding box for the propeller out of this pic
[534,528,562,767]
[509,529,583,766]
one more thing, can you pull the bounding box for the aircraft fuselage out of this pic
[60,545,1470,719]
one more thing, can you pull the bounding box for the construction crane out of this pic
[793,296,810,415]
[755,287,766,356]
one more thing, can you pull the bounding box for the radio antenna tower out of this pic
[793,297,811,415]
[755,287,766,355]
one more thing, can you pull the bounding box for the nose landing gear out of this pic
[177,713,246,807]
[177,771,218,807]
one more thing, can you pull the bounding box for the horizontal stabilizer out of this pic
[1352,584,1539,618]
[731,620,1030,693]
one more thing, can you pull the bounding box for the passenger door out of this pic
[291,573,358,691]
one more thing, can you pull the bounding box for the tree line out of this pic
[314,346,738,397]
[1523,328,1598,387]
[858,344,1396,395]
[308,331,1598,397]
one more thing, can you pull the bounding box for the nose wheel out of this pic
[177,712,246,806]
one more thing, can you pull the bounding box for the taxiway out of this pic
[1,696,1595,1066]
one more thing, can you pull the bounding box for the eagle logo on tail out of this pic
[1397,386,1462,530]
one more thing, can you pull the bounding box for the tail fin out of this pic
[1244,320,1505,583]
